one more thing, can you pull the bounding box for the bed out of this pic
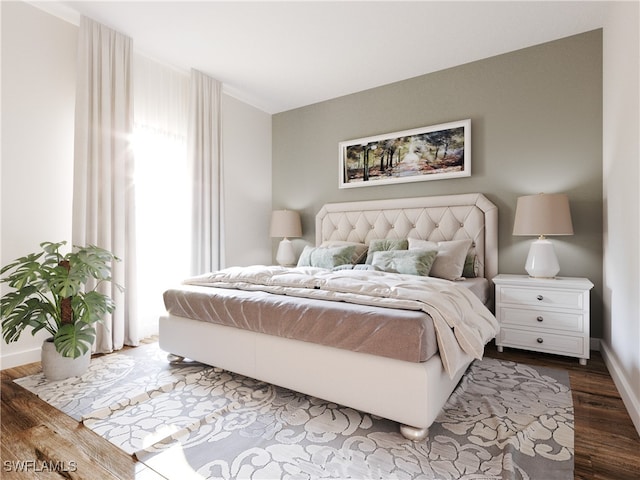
[159,193,498,440]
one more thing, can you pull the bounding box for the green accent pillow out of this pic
[297,245,357,269]
[320,241,368,264]
[365,238,408,264]
[462,253,478,278]
[371,249,438,276]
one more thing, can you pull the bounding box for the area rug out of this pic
[15,343,573,480]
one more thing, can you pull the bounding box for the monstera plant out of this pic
[1,241,121,375]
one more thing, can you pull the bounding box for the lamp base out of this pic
[525,237,560,278]
[276,238,296,266]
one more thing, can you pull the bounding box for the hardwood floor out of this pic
[1,341,639,479]
[1,339,163,479]
[483,343,640,480]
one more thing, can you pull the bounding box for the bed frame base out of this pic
[159,314,470,442]
[166,346,430,441]
[163,348,436,442]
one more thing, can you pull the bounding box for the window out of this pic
[133,55,190,337]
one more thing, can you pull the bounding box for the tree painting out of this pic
[340,119,470,188]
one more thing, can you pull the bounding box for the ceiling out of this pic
[35,1,609,114]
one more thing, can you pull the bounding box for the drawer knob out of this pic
[537,337,544,344]
[537,316,544,322]
[536,295,544,301]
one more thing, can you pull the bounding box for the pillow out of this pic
[297,245,356,269]
[320,240,368,264]
[365,238,408,264]
[462,252,479,278]
[371,249,438,276]
[408,238,473,280]
[332,263,376,271]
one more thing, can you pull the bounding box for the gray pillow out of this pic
[371,249,438,276]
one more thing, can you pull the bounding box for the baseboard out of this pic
[600,341,640,436]
[0,348,42,370]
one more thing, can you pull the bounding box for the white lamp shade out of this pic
[270,210,302,239]
[513,193,573,278]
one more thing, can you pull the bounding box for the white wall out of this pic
[0,2,273,368]
[222,94,272,267]
[602,1,640,434]
[0,1,77,369]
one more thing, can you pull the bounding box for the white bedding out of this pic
[185,265,499,377]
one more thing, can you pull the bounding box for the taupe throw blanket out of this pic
[185,266,499,377]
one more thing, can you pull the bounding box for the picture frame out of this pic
[339,119,471,189]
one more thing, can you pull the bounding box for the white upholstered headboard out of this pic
[315,193,498,281]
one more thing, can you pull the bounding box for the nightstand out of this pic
[493,274,594,365]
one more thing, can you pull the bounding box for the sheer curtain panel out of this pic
[133,54,190,337]
[72,17,138,353]
[189,70,224,275]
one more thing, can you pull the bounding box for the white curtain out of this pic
[189,70,224,275]
[132,54,190,337]
[72,17,138,352]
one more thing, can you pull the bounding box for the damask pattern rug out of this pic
[15,343,573,480]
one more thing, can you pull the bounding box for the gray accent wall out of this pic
[273,30,603,337]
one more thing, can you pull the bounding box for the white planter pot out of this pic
[41,339,91,381]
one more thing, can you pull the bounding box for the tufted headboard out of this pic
[315,193,498,281]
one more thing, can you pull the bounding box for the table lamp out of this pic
[512,193,573,278]
[270,210,302,266]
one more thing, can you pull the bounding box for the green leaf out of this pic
[2,298,54,343]
[54,323,95,358]
[48,264,81,298]
[41,241,67,254]
[70,245,118,282]
[1,256,45,290]
[0,286,38,316]
[72,291,115,324]
[41,241,66,266]
[0,252,44,277]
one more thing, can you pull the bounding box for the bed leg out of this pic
[400,424,429,441]
[167,353,186,365]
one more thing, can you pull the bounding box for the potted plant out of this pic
[1,241,121,380]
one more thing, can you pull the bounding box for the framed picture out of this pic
[339,119,471,189]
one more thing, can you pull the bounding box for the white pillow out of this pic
[408,238,473,280]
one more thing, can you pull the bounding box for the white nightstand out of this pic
[493,274,594,365]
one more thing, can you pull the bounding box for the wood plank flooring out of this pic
[1,341,639,479]
[483,343,640,480]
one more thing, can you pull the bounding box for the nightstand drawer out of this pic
[498,286,584,309]
[498,307,584,333]
[498,328,587,357]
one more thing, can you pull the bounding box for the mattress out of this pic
[163,284,439,363]
[456,277,490,305]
